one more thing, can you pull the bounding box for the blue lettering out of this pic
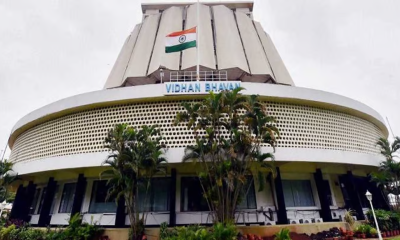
[228,83,233,90]
[166,84,172,93]
[195,83,201,92]
[212,83,217,91]
[205,83,210,92]
[188,84,193,92]
[174,84,180,93]
[234,83,241,89]
[181,84,187,92]
[224,83,229,90]
[218,83,225,91]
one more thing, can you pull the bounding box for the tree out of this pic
[102,124,167,240]
[175,88,279,223]
[0,159,17,203]
[372,137,400,209]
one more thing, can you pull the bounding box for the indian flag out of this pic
[165,27,197,53]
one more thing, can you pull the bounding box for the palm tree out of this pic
[0,160,17,203]
[377,137,400,161]
[176,88,278,223]
[102,124,167,240]
[372,137,400,209]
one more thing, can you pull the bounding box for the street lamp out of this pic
[366,191,383,240]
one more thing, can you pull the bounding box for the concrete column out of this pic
[9,184,25,220]
[115,197,126,227]
[23,181,37,222]
[314,169,333,222]
[71,174,87,216]
[38,177,57,227]
[169,168,177,226]
[274,167,288,224]
[346,171,365,220]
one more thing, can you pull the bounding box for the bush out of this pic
[370,228,377,236]
[0,214,102,240]
[275,228,291,240]
[0,224,16,240]
[159,222,238,240]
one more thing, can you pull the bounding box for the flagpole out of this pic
[196,0,200,81]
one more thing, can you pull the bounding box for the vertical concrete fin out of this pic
[253,22,295,86]
[123,14,160,79]
[148,6,183,75]
[103,24,141,89]
[181,4,215,70]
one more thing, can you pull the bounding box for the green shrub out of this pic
[275,228,291,240]
[0,214,102,240]
[159,222,238,240]
[211,222,237,240]
[0,224,16,240]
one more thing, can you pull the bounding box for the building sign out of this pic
[164,81,241,95]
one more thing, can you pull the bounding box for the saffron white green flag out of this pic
[165,27,197,53]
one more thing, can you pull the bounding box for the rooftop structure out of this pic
[104,1,294,88]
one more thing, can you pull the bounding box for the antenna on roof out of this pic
[386,116,395,138]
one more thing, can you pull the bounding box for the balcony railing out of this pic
[165,71,228,83]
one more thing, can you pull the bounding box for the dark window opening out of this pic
[89,180,117,213]
[237,177,257,209]
[282,180,315,207]
[59,183,77,213]
[138,178,171,212]
[181,177,209,212]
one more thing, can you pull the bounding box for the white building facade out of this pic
[8,2,389,228]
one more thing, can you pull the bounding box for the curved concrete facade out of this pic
[9,83,387,169]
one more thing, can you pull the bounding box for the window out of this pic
[181,177,209,212]
[50,185,60,214]
[138,178,170,212]
[237,178,257,209]
[37,187,47,214]
[282,180,315,207]
[29,188,41,215]
[89,180,117,213]
[323,180,333,206]
[59,183,77,213]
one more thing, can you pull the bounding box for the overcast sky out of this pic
[1,0,399,158]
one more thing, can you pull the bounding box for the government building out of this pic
[8,2,388,228]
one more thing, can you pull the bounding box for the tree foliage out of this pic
[175,88,279,223]
[371,137,400,209]
[0,160,17,203]
[102,124,167,240]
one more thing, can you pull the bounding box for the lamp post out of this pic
[366,191,383,240]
